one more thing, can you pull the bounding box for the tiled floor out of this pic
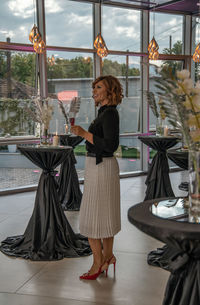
[0,171,188,305]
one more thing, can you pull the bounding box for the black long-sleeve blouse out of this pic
[86,105,119,164]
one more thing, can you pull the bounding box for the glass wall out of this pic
[149,12,183,54]
[102,5,141,52]
[45,0,93,48]
[46,50,95,134]
[0,50,36,137]
[102,54,141,173]
[192,16,200,82]
[0,0,34,44]
[148,59,184,131]
[0,0,191,191]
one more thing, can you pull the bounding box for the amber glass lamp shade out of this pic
[34,39,46,54]
[97,46,108,58]
[33,32,42,44]
[94,33,105,49]
[94,33,108,58]
[29,23,46,54]
[29,24,38,43]
[193,43,200,62]
[48,55,55,66]
[148,36,159,60]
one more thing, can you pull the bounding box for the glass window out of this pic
[150,12,183,54]
[0,0,34,44]
[102,54,141,134]
[102,6,141,52]
[45,0,93,48]
[117,136,141,173]
[148,60,184,132]
[102,54,141,174]
[192,17,200,82]
[0,50,36,136]
[0,144,41,191]
[47,51,94,134]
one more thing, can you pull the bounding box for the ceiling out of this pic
[100,0,200,15]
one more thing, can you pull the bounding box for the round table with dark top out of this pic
[58,134,83,211]
[138,136,180,200]
[128,198,200,305]
[0,145,91,261]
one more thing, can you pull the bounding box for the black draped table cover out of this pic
[58,135,83,211]
[138,136,179,200]
[167,148,189,192]
[0,145,91,261]
[167,148,188,170]
[128,199,200,305]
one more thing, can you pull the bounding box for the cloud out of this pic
[68,13,92,26]
[116,26,138,39]
[45,0,63,14]
[8,0,33,19]
[0,1,184,57]
[0,30,15,39]
[168,18,178,27]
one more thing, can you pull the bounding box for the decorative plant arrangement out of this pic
[21,95,54,145]
[24,95,54,130]
[58,99,69,125]
[152,67,200,150]
[58,97,81,134]
[146,89,166,135]
[147,66,200,220]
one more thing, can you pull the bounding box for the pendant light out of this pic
[93,0,108,58]
[48,55,55,66]
[29,0,46,54]
[94,33,108,58]
[148,2,159,60]
[193,1,200,62]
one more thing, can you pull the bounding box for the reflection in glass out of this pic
[151,198,188,222]
[0,50,36,136]
[149,60,184,133]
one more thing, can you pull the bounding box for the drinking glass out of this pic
[69,112,76,127]
[69,117,75,126]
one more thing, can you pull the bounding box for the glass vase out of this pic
[40,124,50,146]
[188,150,200,223]
[156,117,165,137]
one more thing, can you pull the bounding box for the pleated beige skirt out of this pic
[79,156,121,239]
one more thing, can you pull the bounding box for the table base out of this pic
[58,156,82,211]
[0,232,90,260]
[128,199,200,305]
[147,245,174,271]
[0,168,91,261]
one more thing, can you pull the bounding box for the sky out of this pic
[0,0,184,68]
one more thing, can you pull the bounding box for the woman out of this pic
[71,75,123,280]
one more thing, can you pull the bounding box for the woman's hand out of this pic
[71,125,94,144]
[71,125,86,137]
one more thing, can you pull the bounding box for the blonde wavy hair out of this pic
[92,75,123,106]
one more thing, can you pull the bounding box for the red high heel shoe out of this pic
[105,255,116,277]
[79,266,102,280]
